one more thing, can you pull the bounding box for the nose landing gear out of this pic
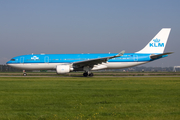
[23,70,27,76]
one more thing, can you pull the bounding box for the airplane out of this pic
[6,28,173,77]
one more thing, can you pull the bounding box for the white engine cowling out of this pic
[56,65,70,74]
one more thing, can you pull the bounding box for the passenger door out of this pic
[133,55,138,62]
[20,57,24,63]
[44,56,49,63]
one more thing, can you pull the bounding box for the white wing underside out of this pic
[73,50,125,68]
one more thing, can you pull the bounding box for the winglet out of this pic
[115,50,125,57]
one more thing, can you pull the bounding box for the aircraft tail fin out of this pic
[136,28,171,54]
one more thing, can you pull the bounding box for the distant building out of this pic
[173,66,180,72]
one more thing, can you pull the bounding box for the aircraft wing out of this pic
[150,52,173,59]
[73,50,125,68]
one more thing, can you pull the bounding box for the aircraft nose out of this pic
[6,61,10,65]
[6,59,13,65]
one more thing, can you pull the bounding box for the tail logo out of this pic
[149,38,164,47]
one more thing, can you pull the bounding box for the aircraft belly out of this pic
[8,63,63,70]
[8,62,148,70]
[106,62,148,69]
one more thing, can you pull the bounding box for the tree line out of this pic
[0,65,22,72]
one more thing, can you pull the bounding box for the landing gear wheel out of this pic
[83,72,88,77]
[23,73,27,76]
[89,73,94,77]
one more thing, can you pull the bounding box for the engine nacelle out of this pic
[56,65,70,74]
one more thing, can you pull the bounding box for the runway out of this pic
[0,75,180,78]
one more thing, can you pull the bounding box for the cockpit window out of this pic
[11,59,15,61]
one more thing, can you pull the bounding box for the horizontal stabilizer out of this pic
[150,52,173,59]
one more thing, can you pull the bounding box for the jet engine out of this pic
[56,65,72,74]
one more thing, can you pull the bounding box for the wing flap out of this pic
[73,50,125,68]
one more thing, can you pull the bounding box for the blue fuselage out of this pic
[7,53,158,64]
[6,53,167,71]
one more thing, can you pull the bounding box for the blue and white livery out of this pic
[6,28,172,76]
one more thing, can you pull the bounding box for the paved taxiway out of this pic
[0,76,180,78]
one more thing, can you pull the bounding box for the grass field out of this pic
[0,77,180,120]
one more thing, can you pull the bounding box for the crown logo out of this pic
[31,56,39,60]
[153,38,160,42]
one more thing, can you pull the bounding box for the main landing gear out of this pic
[83,72,94,77]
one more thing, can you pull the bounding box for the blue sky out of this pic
[0,0,180,67]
